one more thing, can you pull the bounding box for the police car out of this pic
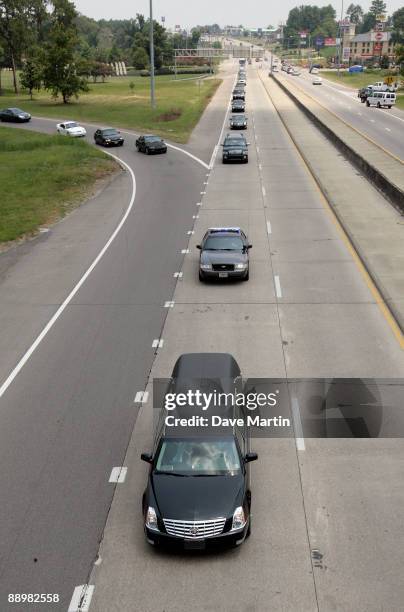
[196,228,252,281]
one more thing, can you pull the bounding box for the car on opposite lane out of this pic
[231,99,245,113]
[141,353,258,550]
[312,76,323,85]
[136,134,167,154]
[56,121,87,137]
[94,127,124,147]
[229,114,247,129]
[197,227,252,281]
[0,107,31,123]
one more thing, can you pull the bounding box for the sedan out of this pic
[94,127,124,147]
[56,121,86,137]
[0,107,31,123]
[231,100,245,113]
[232,89,245,101]
[197,227,252,281]
[229,114,247,129]
[312,76,323,85]
[136,135,167,154]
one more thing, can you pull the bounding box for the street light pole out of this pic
[149,0,156,108]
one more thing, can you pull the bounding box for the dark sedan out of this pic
[231,99,245,113]
[197,227,252,281]
[141,353,258,550]
[229,114,247,129]
[94,127,124,147]
[0,107,31,123]
[232,89,245,101]
[136,135,167,154]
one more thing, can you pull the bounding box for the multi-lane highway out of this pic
[273,62,404,161]
[0,58,403,612]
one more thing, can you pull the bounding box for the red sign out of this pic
[324,37,336,46]
[374,43,382,51]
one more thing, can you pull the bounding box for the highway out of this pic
[273,63,404,162]
[0,58,403,612]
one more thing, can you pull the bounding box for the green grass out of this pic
[0,73,221,143]
[0,127,117,243]
[321,70,404,109]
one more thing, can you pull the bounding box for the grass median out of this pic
[0,127,117,245]
[0,74,221,143]
[321,70,404,110]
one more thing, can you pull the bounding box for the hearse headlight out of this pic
[146,506,159,531]
[231,506,246,531]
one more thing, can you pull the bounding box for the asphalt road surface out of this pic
[0,59,403,612]
[273,61,404,162]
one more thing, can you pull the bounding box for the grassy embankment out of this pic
[321,70,404,110]
[0,127,117,244]
[0,72,221,142]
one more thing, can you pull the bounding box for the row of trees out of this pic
[0,1,203,101]
[283,1,404,49]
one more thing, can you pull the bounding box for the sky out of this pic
[73,0,403,28]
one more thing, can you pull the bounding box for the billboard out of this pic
[324,37,336,46]
[371,31,388,42]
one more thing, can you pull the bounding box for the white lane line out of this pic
[109,467,128,483]
[134,391,149,404]
[378,109,404,124]
[187,230,195,235]
[196,202,202,206]
[291,397,305,451]
[152,339,164,349]
[192,214,199,219]
[200,191,206,195]
[370,119,375,122]
[173,272,183,279]
[385,127,391,132]
[0,152,136,401]
[262,185,266,197]
[266,220,272,235]
[357,112,362,116]
[181,249,190,254]
[274,275,282,298]
[68,585,94,612]
[164,301,175,308]
[209,73,238,169]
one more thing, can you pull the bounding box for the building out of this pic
[349,31,395,63]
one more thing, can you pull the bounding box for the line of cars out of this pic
[223,65,250,164]
[357,83,397,109]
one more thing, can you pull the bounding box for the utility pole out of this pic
[337,0,344,77]
[149,0,156,108]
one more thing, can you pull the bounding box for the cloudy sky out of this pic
[74,0,402,28]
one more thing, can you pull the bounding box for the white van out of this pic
[366,91,396,108]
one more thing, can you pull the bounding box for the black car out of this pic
[94,127,124,146]
[136,135,167,154]
[231,99,245,113]
[141,353,258,550]
[0,107,31,123]
[232,89,245,101]
[358,87,372,102]
[221,133,249,164]
[197,227,252,281]
[229,114,247,129]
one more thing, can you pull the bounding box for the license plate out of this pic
[184,539,206,550]
[218,272,228,278]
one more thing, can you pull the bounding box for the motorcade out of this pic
[94,127,124,147]
[197,227,251,280]
[312,76,323,85]
[141,352,258,550]
[0,107,31,122]
[366,91,396,108]
[56,121,86,137]
[136,134,167,154]
[231,99,246,113]
[229,114,247,129]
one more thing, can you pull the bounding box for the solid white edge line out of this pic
[209,71,239,169]
[68,585,94,612]
[291,397,305,451]
[0,152,136,400]
[274,275,282,298]
[266,220,272,235]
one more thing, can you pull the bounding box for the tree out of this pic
[20,50,42,98]
[346,4,364,25]
[0,0,28,93]
[391,8,404,45]
[395,44,404,75]
[369,0,386,18]
[359,12,376,33]
[132,46,148,69]
[42,0,88,103]
[379,54,389,68]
